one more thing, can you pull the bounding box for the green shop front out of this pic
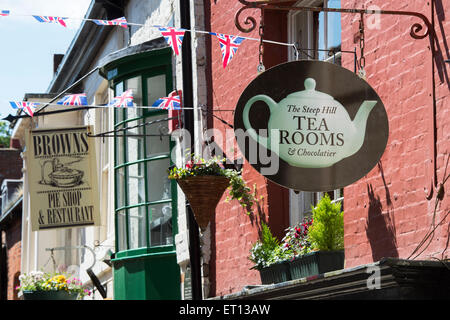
[99,38,180,300]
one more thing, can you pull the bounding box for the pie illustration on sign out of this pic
[40,158,84,188]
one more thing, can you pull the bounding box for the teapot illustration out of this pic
[243,78,378,168]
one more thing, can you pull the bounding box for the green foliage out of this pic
[167,155,225,179]
[308,194,344,251]
[249,195,344,270]
[168,154,256,214]
[0,121,11,147]
[261,222,279,249]
[225,172,256,215]
[249,223,292,270]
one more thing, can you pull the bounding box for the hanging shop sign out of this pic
[25,126,100,231]
[234,60,389,191]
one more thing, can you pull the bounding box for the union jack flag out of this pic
[152,91,181,110]
[56,93,88,106]
[33,15,67,27]
[159,27,186,56]
[92,16,128,28]
[9,101,40,117]
[0,10,10,16]
[213,33,245,68]
[108,89,134,107]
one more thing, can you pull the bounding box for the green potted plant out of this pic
[249,223,292,284]
[168,155,255,230]
[16,271,91,300]
[288,194,345,279]
[249,194,345,284]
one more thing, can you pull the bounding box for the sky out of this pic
[0,0,92,120]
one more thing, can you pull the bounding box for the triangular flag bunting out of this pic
[32,15,67,27]
[152,91,181,110]
[159,27,186,56]
[214,33,245,68]
[108,89,134,107]
[9,101,40,117]
[92,17,128,28]
[1,10,10,16]
[56,93,88,106]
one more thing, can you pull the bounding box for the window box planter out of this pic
[259,261,291,285]
[22,290,79,300]
[289,250,345,280]
[258,250,344,285]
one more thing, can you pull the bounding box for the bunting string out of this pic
[6,101,236,112]
[0,11,296,62]
[1,10,296,119]
[7,87,235,118]
[5,97,237,117]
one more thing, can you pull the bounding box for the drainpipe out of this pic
[179,0,203,300]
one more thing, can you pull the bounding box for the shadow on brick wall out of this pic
[433,0,449,89]
[365,181,399,261]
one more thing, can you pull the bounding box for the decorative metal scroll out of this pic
[235,0,434,40]
[234,0,438,198]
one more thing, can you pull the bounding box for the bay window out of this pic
[101,44,180,299]
[114,71,175,253]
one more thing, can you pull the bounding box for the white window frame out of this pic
[288,0,343,226]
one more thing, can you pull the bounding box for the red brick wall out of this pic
[207,0,449,296]
[207,2,290,296]
[341,0,449,267]
[4,217,21,300]
[0,148,23,299]
[0,149,23,184]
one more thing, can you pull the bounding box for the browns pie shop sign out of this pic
[234,60,389,191]
[25,126,100,231]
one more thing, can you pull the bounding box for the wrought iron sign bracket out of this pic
[235,0,439,199]
[235,0,433,40]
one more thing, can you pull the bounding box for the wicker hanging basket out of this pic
[177,175,230,230]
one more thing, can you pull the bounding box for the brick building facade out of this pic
[0,147,23,300]
[2,217,21,300]
[340,0,449,268]
[206,0,449,297]
[207,4,291,296]
[1,0,447,301]
[0,149,22,184]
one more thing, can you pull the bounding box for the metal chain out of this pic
[257,12,265,74]
[358,13,366,79]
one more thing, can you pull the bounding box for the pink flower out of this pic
[186,160,194,169]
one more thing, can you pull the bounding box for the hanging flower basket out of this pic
[17,271,91,300]
[22,290,79,300]
[168,155,257,230]
[177,175,230,230]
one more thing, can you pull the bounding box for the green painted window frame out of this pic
[108,48,178,258]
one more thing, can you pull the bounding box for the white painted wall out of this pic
[17,0,196,300]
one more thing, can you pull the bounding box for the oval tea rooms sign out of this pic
[234,60,389,191]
